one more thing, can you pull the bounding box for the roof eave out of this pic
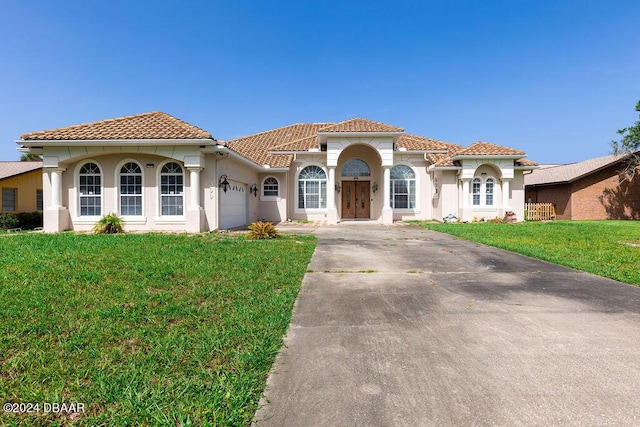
[428,165,461,171]
[318,131,404,138]
[202,146,292,171]
[452,154,524,160]
[397,148,448,154]
[17,138,217,147]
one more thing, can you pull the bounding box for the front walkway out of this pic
[253,223,640,426]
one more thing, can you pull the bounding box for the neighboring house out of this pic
[524,153,640,220]
[0,161,43,213]
[16,112,537,233]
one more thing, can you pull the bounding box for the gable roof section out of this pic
[232,119,406,165]
[455,141,525,156]
[426,142,466,166]
[524,154,628,186]
[318,118,404,133]
[0,161,43,180]
[20,111,214,141]
[224,123,329,167]
[396,133,449,151]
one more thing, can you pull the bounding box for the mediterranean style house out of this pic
[15,112,537,232]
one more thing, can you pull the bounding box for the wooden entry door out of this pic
[341,180,370,219]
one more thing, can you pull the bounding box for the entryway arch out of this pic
[336,145,382,221]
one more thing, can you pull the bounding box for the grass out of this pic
[417,220,640,285]
[0,232,316,426]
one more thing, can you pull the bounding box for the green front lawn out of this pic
[418,220,640,285]
[0,232,316,426]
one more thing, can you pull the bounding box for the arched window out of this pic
[120,162,142,216]
[160,162,184,216]
[485,178,494,206]
[390,165,416,209]
[263,177,279,197]
[472,178,481,206]
[298,165,327,209]
[341,158,370,177]
[79,162,102,216]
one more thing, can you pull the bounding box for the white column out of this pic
[502,179,510,210]
[383,166,391,209]
[50,168,63,208]
[327,166,338,224]
[327,167,336,209]
[461,179,470,209]
[382,166,393,224]
[188,168,202,209]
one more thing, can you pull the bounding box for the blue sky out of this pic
[1,0,638,164]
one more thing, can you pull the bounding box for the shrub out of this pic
[247,221,279,240]
[0,213,19,230]
[16,212,43,229]
[92,213,125,234]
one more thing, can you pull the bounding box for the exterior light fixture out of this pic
[250,183,258,197]
[372,182,378,193]
[219,174,230,193]
[335,183,341,193]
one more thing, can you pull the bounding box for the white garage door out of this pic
[219,180,247,229]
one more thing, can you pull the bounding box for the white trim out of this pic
[114,159,145,218]
[157,159,186,219]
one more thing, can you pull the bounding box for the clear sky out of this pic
[1,0,638,164]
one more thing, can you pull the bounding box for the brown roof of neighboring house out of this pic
[0,161,43,180]
[20,111,214,141]
[524,154,628,186]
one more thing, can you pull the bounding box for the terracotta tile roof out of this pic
[319,118,404,133]
[225,123,329,167]
[426,143,466,166]
[515,159,539,167]
[20,111,213,141]
[0,161,43,180]
[524,154,628,186]
[455,141,525,156]
[396,133,449,151]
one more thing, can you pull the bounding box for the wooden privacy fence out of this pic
[525,203,556,221]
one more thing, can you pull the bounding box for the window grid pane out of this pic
[298,166,327,209]
[486,179,494,206]
[79,163,101,216]
[2,188,16,212]
[160,162,183,216]
[120,163,143,216]
[472,179,481,206]
[36,189,43,211]
[263,177,279,197]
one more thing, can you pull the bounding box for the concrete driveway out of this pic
[253,223,640,426]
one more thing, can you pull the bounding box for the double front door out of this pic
[341,180,370,219]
